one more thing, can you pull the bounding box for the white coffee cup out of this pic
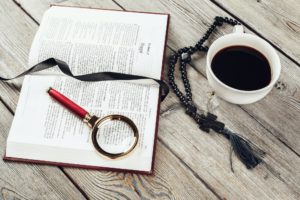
[206,25,281,104]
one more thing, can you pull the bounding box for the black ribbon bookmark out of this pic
[0,58,169,101]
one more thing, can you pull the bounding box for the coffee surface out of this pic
[211,46,271,91]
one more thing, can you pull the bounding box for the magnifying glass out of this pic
[47,87,139,159]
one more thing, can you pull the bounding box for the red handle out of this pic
[48,87,88,119]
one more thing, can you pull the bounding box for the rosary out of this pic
[168,16,265,171]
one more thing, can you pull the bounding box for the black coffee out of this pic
[211,46,271,91]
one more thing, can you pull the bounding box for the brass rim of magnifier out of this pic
[91,114,139,159]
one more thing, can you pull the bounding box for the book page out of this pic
[6,75,159,172]
[28,6,168,79]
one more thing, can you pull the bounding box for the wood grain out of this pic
[159,64,300,200]
[59,140,219,200]
[212,0,300,64]
[0,0,220,199]
[0,101,86,199]
[2,0,300,199]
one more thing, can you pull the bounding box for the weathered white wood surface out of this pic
[0,103,86,199]
[0,0,299,199]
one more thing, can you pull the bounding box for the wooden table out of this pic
[0,0,299,199]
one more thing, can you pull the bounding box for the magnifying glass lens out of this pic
[95,119,137,155]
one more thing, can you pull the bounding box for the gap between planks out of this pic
[0,95,14,115]
[59,167,90,200]
[12,0,39,24]
[157,137,223,200]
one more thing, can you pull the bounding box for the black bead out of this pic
[168,71,174,76]
[215,16,223,22]
[169,83,175,88]
[168,77,174,82]
[195,43,202,50]
[182,101,189,106]
[170,55,177,60]
[184,80,189,85]
[198,46,204,51]
[188,49,194,54]
[186,91,192,96]
[188,46,196,54]
[169,82,176,87]
[185,104,197,115]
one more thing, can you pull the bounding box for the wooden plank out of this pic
[59,140,219,200]
[0,101,86,199]
[1,1,298,199]
[159,65,300,200]
[212,0,300,64]
[116,0,300,155]
[3,1,300,200]
[6,0,300,199]
[0,0,220,199]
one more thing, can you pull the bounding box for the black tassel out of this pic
[219,128,265,171]
[197,112,265,171]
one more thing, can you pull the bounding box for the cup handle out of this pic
[233,25,244,34]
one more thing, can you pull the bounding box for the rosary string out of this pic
[168,16,265,171]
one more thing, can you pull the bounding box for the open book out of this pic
[4,6,169,174]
